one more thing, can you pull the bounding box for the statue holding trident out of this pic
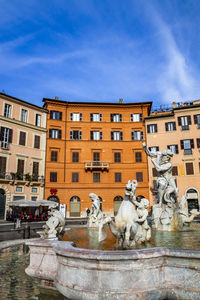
[142,142,179,230]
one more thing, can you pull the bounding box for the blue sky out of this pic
[1,0,200,108]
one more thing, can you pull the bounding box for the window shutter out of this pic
[33,162,39,177]
[178,117,181,126]
[70,131,73,139]
[130,114,133,122]
[49,129,52,138]
[140,131,144,140]
[120,132,123,140]
[100,131,103,140]
[119,114,122,122]
[17,159,24,174]
[8,129,13,143]
[147,125,150,133]
[173,122,176,130]
[188,115,191,125]
[172,166,178,176]
[186,162,194,175]
[59,112,62,120]
[90,114,93,121]
[34,136,40,149]
[50,111,53,119]
[79,131,82,140]
[155,124,158,132]
[0,157,6,174]
[140,113,143,121]
[80,113,82,121]
[165,123,168,131]
[58,130,62,139]
[175,145,179,154]
[111,132,113,140]
[19,132,26,146]
[197,138,200,148]
[110,114,113,122]
[100,114,102,121]
[131,132,134,140]
[194,115,197,124]
[70,113,73,121]
[180,140,184,149]
[191,139,194,149]
[90,131,93,140]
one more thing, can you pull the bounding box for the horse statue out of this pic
[99,180,151,248]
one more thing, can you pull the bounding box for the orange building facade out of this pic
[43,98,152,217]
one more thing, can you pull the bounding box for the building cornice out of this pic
[144,112,174,120]
[0,116,47,132]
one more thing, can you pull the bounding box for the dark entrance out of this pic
[186,188,199,213]
[0,189,6,220]
[47,195,60,204]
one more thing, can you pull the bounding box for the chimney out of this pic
[119,98,123,104]
[55,96,59,100]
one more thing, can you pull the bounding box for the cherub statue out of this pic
[43,206,65,239]
[88,193,104,228]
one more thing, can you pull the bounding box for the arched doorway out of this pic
[113,196,123,216]
[47,195,60,204]
[186,188,199,213]
[70,196,81,217]
[0,189,6,220]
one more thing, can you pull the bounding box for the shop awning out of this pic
[8,200,59,208]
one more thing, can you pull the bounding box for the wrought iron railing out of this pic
[0,172,44,183]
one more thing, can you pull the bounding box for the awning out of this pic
[8,200,59,208]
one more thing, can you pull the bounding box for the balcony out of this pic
[85,161,109,172]
[0,173,44,186]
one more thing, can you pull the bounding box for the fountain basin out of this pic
[26,238,200,300]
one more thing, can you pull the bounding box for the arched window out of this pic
[0,189,6,220]
[113,196,123,216]
[186,188,199,213]
[70,196,81,217]
[47,195,60,204]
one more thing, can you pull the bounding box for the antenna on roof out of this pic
[119,98,123,104]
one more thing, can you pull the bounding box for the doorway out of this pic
[0,189,6,220]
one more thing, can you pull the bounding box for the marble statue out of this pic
[178,195,200,228]
[42,206,65,239]
[143,142,198,231]
[88,193,104,228]
[99,180,151,248]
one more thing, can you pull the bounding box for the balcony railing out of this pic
[85,161,109,171]
[0,173,44,185]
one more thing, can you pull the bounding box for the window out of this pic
[178,116,191,130]
[147,124,157,133]
[111,131,123,141]
[194,114,200,129]
[149,146,159,152]
[130,113,143,122]
[72,152,79,163]
[50,111,62,120]
[70,113,82,121]
[165,122,176,131]
[13,196,25,201]
[0,127,12,149]
[16,187,22,192]
[114,152,121,163]
[90,131,103,140]
[0,156,6,178]
[32,162,39,181]
[131,131,143,140]
[136,172,143,182]
[19,131,26,146]
[172,166,178,176]
[197,138,200,149]
[35,114,41,126]
[4,104,11,118]
[167,145,178,154]
[70,130,82,140]
[90,113,102,122]
[31,196,37,201]
[49,129,62,139]
[50,172,57,182]
[110,114,122,122]
[186,162,194,175]
[180,139,194,155]
[51,151,58,162]
[93,173,100,183]
[135,152,142,162]
[72,172,79,182]
[115,172,121,182]
[17,159,24,177]
[31,187,38,193]
[93,152,100,165]
[34,135,40,149]
[21,109,27,122]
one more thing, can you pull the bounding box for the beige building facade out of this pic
[145,100,200,212]
[0,93,47,219]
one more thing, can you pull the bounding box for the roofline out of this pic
[173,103,200,111]
[0,92,48,113]
[144,112,174,120]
